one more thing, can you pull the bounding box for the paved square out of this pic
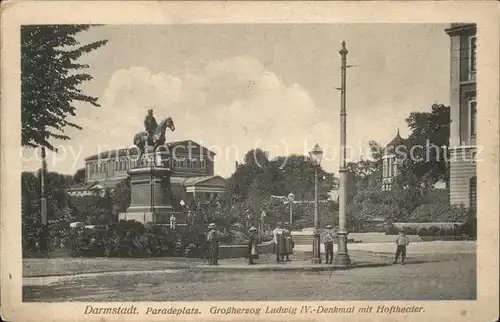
[23,253,475,301]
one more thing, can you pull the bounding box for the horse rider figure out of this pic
[144,109,158,146]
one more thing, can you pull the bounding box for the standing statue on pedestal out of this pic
[133,109,176,164]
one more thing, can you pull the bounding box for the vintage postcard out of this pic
[1,1,499,322]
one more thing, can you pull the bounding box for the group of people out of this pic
[205,221,411,266]
[272,222,294,263]
[204,222,261,266]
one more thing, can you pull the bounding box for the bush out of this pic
[67,220,208,258]
[460,217,477,239]
[409,203,472,223]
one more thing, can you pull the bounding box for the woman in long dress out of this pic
[272,222,286,262]
[206,223,220,265]
[247,226,259,265]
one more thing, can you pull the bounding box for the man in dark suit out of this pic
[144,109,158,146]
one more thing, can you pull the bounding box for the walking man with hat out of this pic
[394,230,410,265]
[206,223,220,265]
[323,225,336,264]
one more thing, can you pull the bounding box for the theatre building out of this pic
[445,23,477,213]
[67,140,227,208]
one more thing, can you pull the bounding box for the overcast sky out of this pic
[22,24,450,178]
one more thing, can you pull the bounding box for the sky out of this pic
[21,24,451,178]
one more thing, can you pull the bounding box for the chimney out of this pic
[235,161,239,171]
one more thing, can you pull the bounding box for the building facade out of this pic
[445,24,477,213]
[382,129,405,191]
[67,140,227,207]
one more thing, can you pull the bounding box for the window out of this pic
[115,161,119,171]
[186,159,192,168]
[469,99,477,136]
[201,158,206,169]
[173,158,178,167]
[179,158,185,168]
[192,158,198,168]
[469,36,476,74]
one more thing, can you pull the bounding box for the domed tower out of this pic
[382,129,405,191]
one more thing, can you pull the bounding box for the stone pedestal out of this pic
[333,231,351,266]
[118,149,184,225]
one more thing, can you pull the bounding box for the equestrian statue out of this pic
[133,109,176,164]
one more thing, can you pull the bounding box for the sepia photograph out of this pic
[1,2,498,322]
[19,22,477,302]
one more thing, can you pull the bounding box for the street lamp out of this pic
[334,40,352,266]
[287,192,295,224]
[309,143,323,264]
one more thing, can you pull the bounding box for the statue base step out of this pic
[118,211,184,225]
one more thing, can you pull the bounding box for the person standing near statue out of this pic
[283,222,294,262]
[272,222,286,263]
[206,223,220,265]
[144,109,158,146]
[247,226,259,265]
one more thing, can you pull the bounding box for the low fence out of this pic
[218,242,274,259]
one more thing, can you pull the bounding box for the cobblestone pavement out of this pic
[23,253,475,301]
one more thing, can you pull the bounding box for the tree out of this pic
[21,25,108,150]
[111,177,131,216]
[21,25,107,254]
[404,103,450,187]
[72,168,86,184]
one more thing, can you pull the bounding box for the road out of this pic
[23,253,475,301]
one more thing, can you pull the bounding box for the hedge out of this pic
[68,220,207,258]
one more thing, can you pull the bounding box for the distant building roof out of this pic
[84,140,217,161]
[445,23,476,36]
[67,175,226,195]
[383,129,405,155]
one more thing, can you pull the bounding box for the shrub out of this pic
[460,217,477,239]
[67,220,208,258]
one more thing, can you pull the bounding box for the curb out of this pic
[24,262,392,279]
[189,262,391,272]
[24,266,193,278]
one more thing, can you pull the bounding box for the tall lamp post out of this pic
[287,193,295,224]
[309,143,323,264]
[334,41,352,266]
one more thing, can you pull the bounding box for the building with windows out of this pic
[445,23,477,213]
[381,129,405,191]
[67,140,227,207]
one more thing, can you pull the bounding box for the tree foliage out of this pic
[403,103,450,187]
[345,103,453,228]
[21,25,108,150]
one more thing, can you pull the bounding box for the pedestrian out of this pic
[272,222,286,263]
[247,226,259,265]
[283,222,293,262]
[323,225,336,264]
[394,230,410,265]
[206,223,220,265]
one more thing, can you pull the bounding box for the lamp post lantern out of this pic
[334,40,352,266]
[309,143,323,264]
[287,192,295,224]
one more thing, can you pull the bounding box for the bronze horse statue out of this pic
[133,116,175,163]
